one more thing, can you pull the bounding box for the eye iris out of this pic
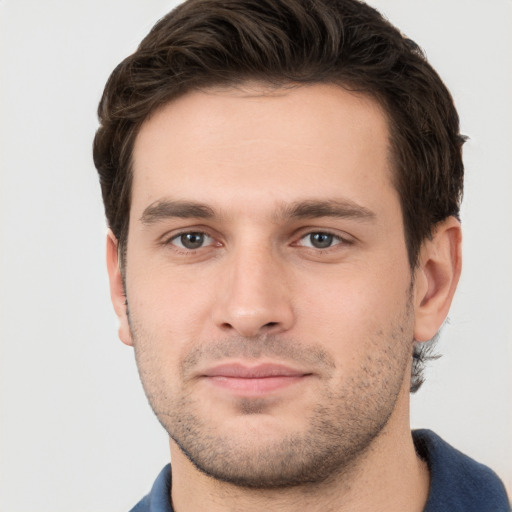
[180,233,204,249]
[310,233,333,248]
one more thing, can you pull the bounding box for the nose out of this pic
[212,244,294,338]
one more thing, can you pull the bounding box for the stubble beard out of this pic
[129,304,414,490]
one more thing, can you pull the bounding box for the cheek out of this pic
[126,265,217,348]
[293,264,412,349]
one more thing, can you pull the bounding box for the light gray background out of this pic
[1,1,511,510]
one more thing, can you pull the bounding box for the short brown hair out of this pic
[93,0,465,391]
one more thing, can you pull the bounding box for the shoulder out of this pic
[129,464,173,512]
[413,429,510,512]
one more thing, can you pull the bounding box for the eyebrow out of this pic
[139,198,376,225]
[140,200,215,225]
[275,199,376,222]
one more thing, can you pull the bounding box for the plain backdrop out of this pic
[1,1,511,510]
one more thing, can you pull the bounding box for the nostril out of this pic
[264,322,279,329]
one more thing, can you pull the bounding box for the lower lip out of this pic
[206,375,307,395]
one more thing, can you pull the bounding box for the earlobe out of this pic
[106,230,133,346]
[413,217,462,342]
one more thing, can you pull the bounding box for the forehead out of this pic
[130,83,394,218]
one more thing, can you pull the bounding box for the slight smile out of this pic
[201,363,313,396]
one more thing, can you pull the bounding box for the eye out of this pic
[298,232,342,249]
[170,232,214,250]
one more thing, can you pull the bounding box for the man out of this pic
[93,0,509,510]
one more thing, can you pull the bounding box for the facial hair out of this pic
[129,300,414,489]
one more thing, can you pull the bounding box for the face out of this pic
[120,83,417,487]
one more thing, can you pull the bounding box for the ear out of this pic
[106,230,133,346]
[413,217,462,342]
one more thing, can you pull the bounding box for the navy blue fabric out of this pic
[129,430,509,511]
[414,429,510,512]
[130,464,173,512]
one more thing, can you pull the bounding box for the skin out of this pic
[107,83,461,511]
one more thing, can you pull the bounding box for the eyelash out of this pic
[164,229,351,252]
[296,231,348,249]
[166,231,217,251]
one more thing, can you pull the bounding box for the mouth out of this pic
[200,363,312,395]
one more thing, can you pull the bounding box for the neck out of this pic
[169,382,429,512]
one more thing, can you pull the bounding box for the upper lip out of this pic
[202,363,310,378]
